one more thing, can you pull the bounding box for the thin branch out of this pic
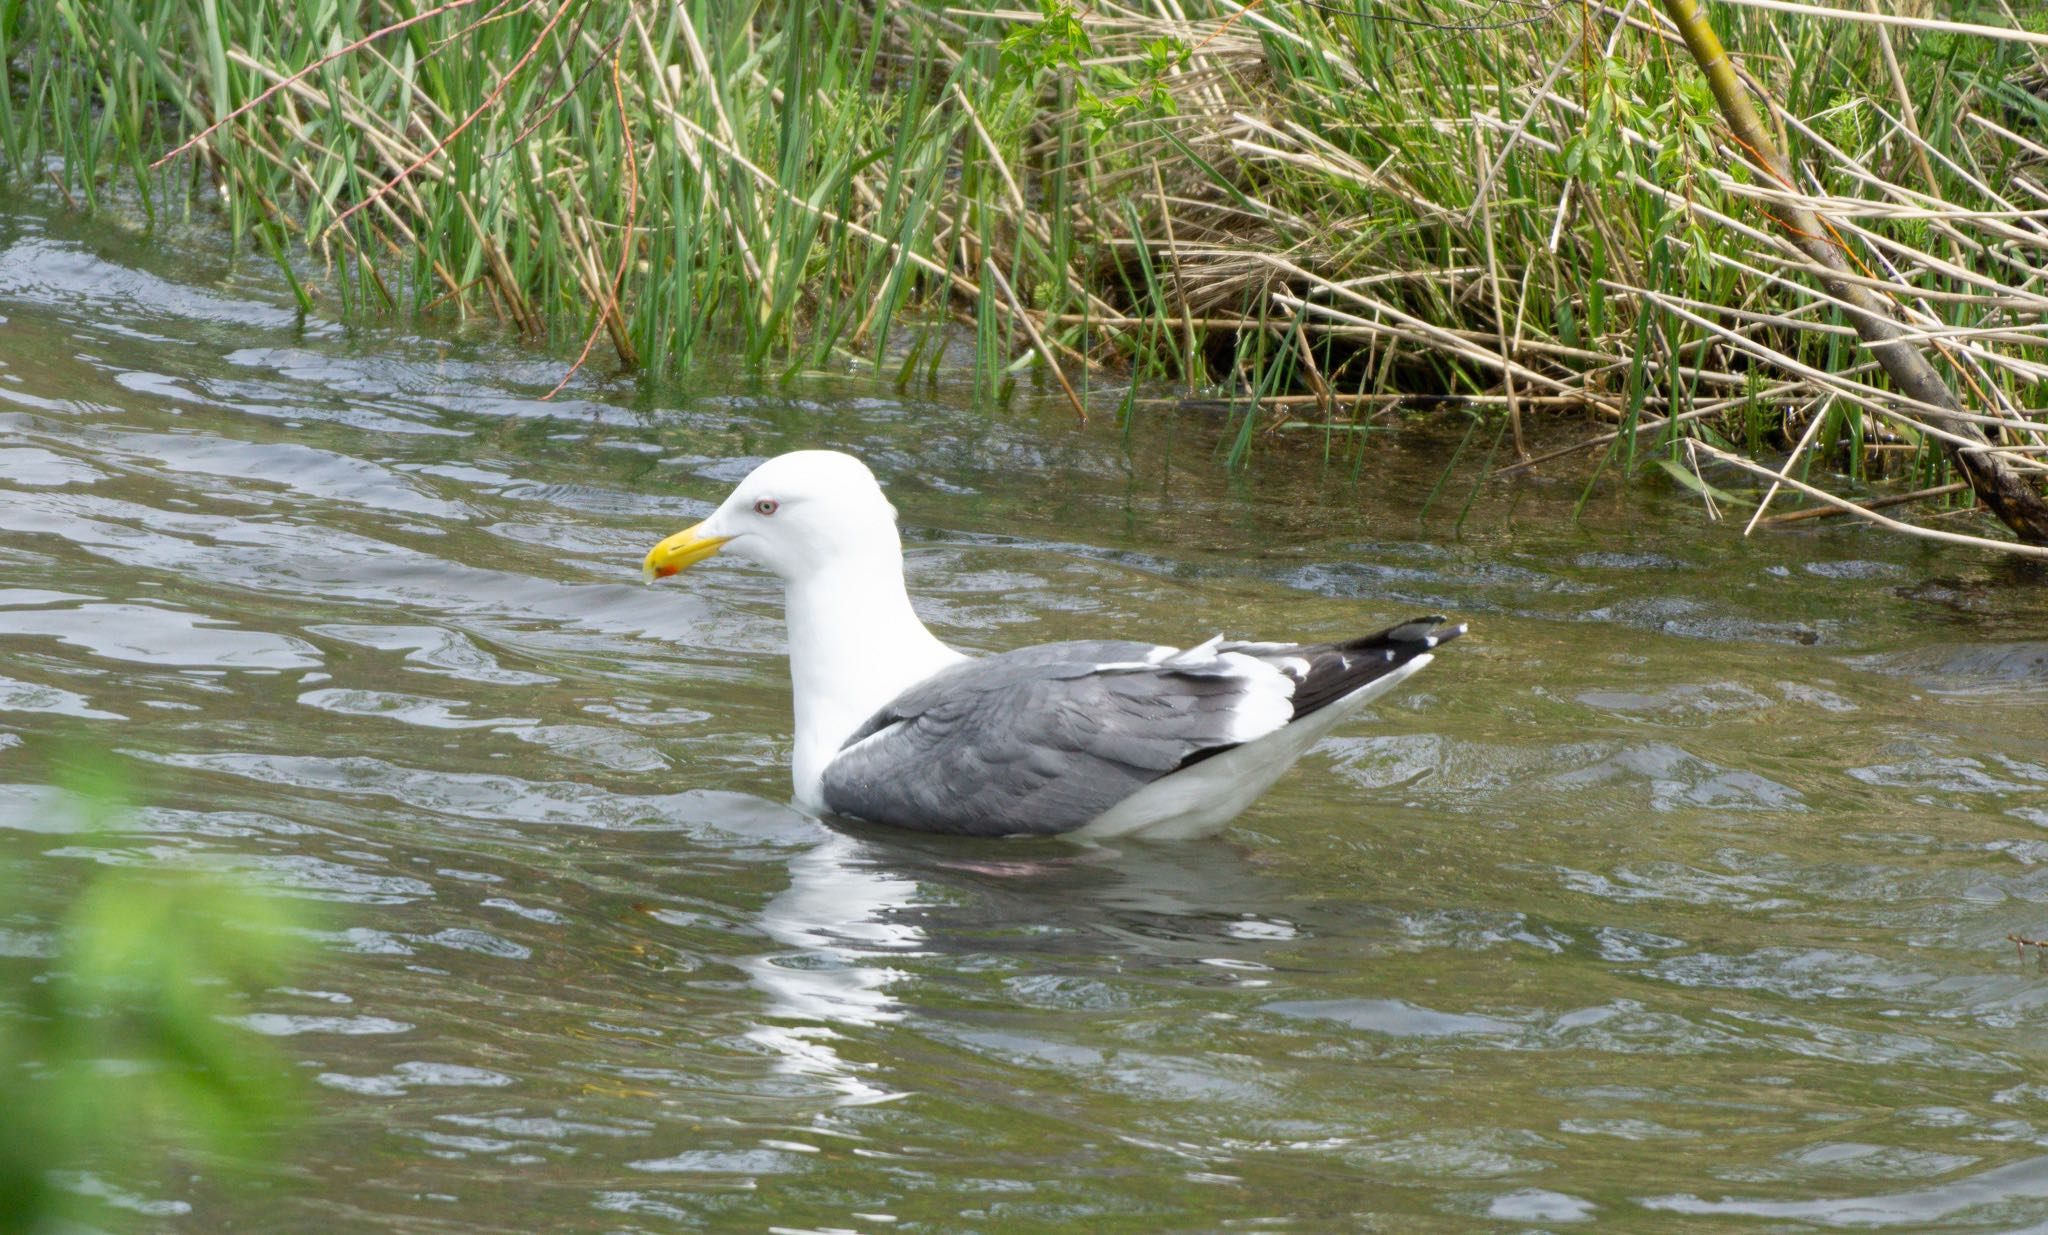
[543,52,638,400]
[324,0,576,240]
[151,0,489,169]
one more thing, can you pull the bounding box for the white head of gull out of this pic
[644,450,964,803]
[645,449,1464,840]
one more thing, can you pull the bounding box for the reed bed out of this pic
[4,0,2046,551]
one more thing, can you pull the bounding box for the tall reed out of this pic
[4,0,2044,545]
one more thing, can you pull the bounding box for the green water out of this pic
[4,192,2048,1233]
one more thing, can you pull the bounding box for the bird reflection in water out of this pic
[739,818,1311,1105]
[743,829,919,1105]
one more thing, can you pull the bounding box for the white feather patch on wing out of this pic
[1162,635,1225,666]
[1089,644,1179,673]
[1216,651,1296,743]
[1088,636,1295,744]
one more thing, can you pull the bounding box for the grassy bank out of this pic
[4,1,2046,542]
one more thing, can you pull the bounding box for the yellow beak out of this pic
[643,523,731,583]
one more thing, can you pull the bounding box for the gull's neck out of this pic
[782,549,962,809]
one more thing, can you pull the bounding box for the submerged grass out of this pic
[3,0,2047,545]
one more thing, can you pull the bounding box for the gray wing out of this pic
[818,639,1274,837]
[818,618,1465,837]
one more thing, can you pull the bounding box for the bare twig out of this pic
[1758,481,1969,526]
[983,260,1087,425]
[151,0,489,169]
[543,53,638,400]
[325,0,574,239]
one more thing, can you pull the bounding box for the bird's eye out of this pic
[753,498,779,516]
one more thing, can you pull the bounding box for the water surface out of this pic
[4,193,2048,1232]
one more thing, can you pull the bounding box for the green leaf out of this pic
[1655,456,1750,508]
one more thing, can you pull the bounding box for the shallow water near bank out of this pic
[4,191,2048,1233]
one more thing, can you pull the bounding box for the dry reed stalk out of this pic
[1708,0,2048,48]
[984,258,1089,423]
[1745,394,1835,534]
[1688,440,2048,559]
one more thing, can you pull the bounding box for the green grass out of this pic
[3,0,2045,530]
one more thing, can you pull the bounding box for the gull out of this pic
[644,451,1463,840]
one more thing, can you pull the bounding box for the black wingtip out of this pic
[1383,615,1468,648]
[1266,616,1468,723]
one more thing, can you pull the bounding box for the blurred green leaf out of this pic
[0,763,307,1235]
